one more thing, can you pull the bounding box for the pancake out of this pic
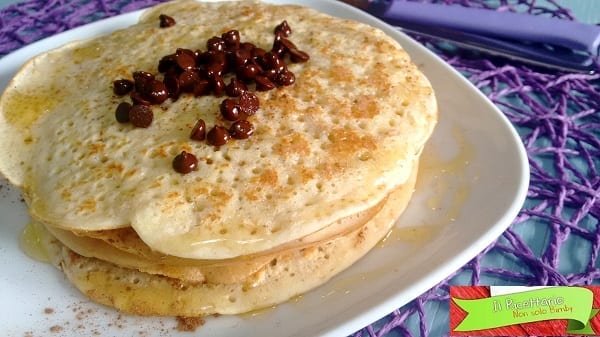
[66,190,386,263]
[41,176,401,284]
[0,0,437,259]
[39,164,418,316]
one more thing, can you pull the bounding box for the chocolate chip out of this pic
[193,49,204,61]
[190,119,206,141]
[230,120,254,139]
[158,54,177,73]
[129,105,153,128]
[159,14,176,28]
[271,40,286,58]
[274,20,292,37]
[207,36,226,52]
[222,30,240,49]
[264,68,278,81]
[133,71,154,93]
[225,78,247,97]
[163,71,181,99]
[220,98,242,121]
[206,125,231,146]
[205,62,225,78]
[239,91,259,115]
[175,48,196,71]
[206,50,227,68]
[172,151,198,174]
[211,76,226,96]
[251,47,267,61]
[130,91,152,106]
[115,102,132,123]
[240,42,256,51]
[196,50,211,65]
[193,78,212,97]
[289,48,310,63]
[178,70,200,92]
[278,38,298,52]
[113,79,133,96]
[133,71,154,81]
[255,75,276,91]
[274,69,295,87]
[147,80,169,104]
[230,49,251,69]
[261,51,285,72]
[238,62,262,81]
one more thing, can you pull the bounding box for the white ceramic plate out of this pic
[0,1,529,336]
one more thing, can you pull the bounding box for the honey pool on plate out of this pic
[380,126,475,247]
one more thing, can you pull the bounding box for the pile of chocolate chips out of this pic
[111,15,309,174]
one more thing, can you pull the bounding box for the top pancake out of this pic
[0,0,437,259]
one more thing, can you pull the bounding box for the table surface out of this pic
[0,1,599,337]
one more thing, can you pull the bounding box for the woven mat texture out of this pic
[1,1,599,336]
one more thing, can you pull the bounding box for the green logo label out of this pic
[452,287,595,333]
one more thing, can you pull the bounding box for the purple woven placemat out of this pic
[1,1,599,336]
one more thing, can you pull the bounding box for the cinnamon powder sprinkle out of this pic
[176,316,205,332]
[49,325,64,333]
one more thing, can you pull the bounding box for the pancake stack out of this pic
[0,0,437,317]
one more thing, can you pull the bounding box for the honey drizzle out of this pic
[239,305,278,318]
[1,85,63,131]
[379,126,476,247]
[19,221,50,263]
[71,42,102,64]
